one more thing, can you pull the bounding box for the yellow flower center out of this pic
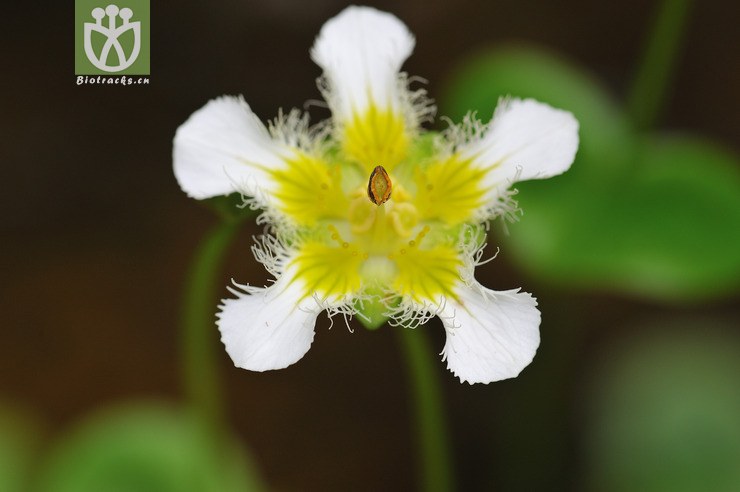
[267,105,485,310]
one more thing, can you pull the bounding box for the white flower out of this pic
[173,6,578,384]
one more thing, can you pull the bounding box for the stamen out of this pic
[348,196,377,234]
[389,202,419,237]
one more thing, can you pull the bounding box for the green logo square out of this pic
[75,0,150,75]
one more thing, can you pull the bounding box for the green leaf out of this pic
[585,320,740,492]
[507,135,740,301]
[35,402,265,492]
[601,136,740,299]
[441,44,636,187]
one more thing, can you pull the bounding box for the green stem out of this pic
[627,0,693,130]
[180,219,242,434]
[397,328,455,492]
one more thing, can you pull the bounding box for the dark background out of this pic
[2,1,738,490]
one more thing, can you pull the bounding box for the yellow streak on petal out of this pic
[290,241,365,301]
[342,105,409,174]
[414,155,490,225]
[392,245,462,304]
[269,153,349,225]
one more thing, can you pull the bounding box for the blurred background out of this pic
[2,0,739,490]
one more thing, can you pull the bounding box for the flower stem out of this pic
[627,0,693,130]
[180,218,242,434]
[397,327,455,492]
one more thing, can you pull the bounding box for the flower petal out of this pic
[311,6,414,119]
[173,96,285,200]
[462,98,579,198]
[217,274,322,372]
[439,283,541,384]
[311,6,420,172]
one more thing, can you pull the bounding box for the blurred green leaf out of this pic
[585,321,740,492]
[594,136,740,299]
[506,135,740,301]
[441,44,636,186]
[442,45,740,301]
[0,403,42,492]
[35,402,265,492]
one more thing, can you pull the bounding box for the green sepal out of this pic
[354,288,398,330]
